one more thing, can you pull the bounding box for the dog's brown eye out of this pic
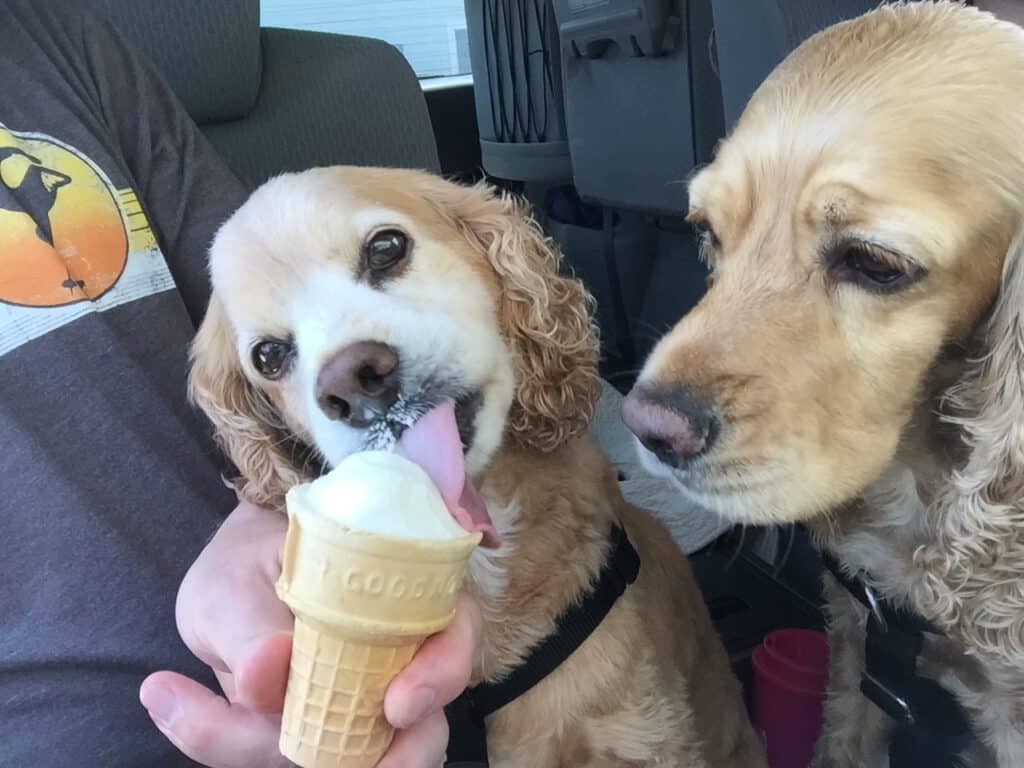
[836,243,911,291]
[364,229,410,273]
[251,338,293,379]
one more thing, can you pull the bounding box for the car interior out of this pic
[79,0,989,750]
[79,0,887,704]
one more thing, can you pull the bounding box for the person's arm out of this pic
[76,9,250,324]
[141,502,481,768]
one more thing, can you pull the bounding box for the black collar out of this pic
[821,551,974,767]
[444,524,640,767]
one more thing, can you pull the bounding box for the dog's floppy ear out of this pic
[428,179,602,452]
[924,227,1024,659]
[188,296,305,508]
[945,227,1024,512]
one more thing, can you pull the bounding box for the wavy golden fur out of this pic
[628,3,1024,765]
[189,295,306,507]
[418,180,603,455]
[189,167,763,766]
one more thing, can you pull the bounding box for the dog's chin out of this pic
[633,437,801,525]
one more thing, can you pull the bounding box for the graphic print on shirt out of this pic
[0,146,71,248]
[0,124,175,356]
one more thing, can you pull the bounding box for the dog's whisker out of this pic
[361,393,437,452]
[631,318,673,338]
[605,368,643,381]
[724,524,747,571]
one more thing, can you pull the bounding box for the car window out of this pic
[260,0,472,80]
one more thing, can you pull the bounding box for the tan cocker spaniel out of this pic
[624,3,1024,766]
[190,167,765,767]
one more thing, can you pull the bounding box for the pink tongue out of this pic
[396,401,499,549]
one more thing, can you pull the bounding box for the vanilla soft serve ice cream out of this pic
[292,451,468,541]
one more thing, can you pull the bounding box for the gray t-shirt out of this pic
[0,3,249,765]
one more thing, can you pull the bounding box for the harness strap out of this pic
[821,552,973,767]
[444,524,641,766]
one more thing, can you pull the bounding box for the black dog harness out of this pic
[443,524,641,767]
[821,552,975,767]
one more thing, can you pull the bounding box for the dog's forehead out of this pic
[233,172,419,253]
[212,171,421,283]
[735,122,1003,260]
[207,168,492,338]
[693,104,1015,273]
[689,3,1024,256]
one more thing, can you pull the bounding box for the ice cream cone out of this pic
[276,487,481,768]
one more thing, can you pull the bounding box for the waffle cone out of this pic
[276,487,481,768]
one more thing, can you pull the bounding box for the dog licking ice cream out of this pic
[275,401,487,768]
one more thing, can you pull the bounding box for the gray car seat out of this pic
[80,0,440,184]
[711,0,878,127]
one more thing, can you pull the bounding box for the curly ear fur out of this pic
[188,296,305,509]
[430,181,602,452]
[915,227,1024,664]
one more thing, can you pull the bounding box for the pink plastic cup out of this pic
[751,628,830,768]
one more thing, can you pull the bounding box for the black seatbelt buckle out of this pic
[861,670,914,724]
[861,613,924,725]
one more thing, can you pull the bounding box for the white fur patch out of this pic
[468,496,520,599]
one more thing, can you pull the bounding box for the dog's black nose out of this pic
[316,341,400,426]
[621,385,717,467]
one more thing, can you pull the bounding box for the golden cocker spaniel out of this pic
[624,3,1024,765]
[190,167,764,767]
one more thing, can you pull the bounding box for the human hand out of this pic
[140,500,482,768]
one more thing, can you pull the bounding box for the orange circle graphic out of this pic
[0,130,128,307]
